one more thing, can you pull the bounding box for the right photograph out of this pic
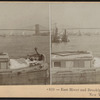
[51,3,100,84]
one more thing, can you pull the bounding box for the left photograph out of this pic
[0,2,50,85]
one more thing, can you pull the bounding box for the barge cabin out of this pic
[51,51,94,73]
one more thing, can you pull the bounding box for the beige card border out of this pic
[0,85,100,98]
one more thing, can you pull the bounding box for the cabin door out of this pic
[74,60,84,68]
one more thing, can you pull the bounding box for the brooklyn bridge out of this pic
[0,24,49,36]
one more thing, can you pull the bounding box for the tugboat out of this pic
[52,26,69,43]
[0,48,48,85]
[51,51,98,84]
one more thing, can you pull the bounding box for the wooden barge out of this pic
[0,48,49,85]
[51,51,99,84]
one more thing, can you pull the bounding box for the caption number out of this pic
[47,88,55,91]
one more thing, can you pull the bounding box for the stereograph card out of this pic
[0,1,99,98]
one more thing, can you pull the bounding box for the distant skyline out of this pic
[51,3,100,29]
[0,3,49,29]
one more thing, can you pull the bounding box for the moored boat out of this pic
[51,50,100,84]
[0,48,49,85]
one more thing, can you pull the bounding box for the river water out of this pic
[0,36,50,63]
[52,35,100,57]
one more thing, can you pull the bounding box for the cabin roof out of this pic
[52,51,93,61]
[0,53,9,59]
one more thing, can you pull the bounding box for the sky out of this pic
[51,3,100,29]
[1,2,100,32]
[0,2,49,29]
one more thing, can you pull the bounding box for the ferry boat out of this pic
[51,51,99,84]
[0,48,48,85]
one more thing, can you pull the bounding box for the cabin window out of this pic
[66,61,73,68]
[73,61,84,68]
[85,61,90,68]
[74,61,79,68]
[0,62,7,69]
[79,61,84,68]
[54,62,61,67]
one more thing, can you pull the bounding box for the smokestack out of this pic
[35,24,40,35]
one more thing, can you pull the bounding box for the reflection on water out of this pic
[52,35,100,57]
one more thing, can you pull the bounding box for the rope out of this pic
[52,51,90,57]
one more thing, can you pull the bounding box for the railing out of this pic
[0,68,48,85]
[52,67,100,84]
